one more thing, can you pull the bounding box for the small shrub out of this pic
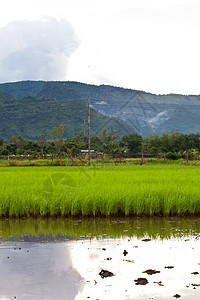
[8,161,17,167]
[166,152,180,160]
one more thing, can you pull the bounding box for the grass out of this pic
[0,157,198,167]
[0,165,200,217]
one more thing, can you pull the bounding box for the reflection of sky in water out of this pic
[0,242,84,299]
[1,237,200,299]
[72,237,200,300]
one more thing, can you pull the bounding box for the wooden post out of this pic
[164,152,166,164]
[88,96,91,166]
[186,150,188,164]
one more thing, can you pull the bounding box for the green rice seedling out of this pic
[1,165,200,217]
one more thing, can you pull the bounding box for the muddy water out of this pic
[1,218,200,299]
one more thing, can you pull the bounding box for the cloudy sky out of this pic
[0,0,200,95]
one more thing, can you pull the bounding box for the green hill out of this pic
[0,80,200,137]
[0,89,132,140]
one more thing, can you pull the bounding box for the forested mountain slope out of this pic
[0,89,132,140]
[0,80,200,138]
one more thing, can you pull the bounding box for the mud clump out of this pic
[143,269,160,275]
[173,294,181,298]
[191,272,199,275]
[141,238,151,242]
[123,250,128,256]
[134,278,148,285]
[99,269,114,279]
[165,266,174,269]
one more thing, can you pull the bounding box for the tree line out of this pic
[0,126,200,160]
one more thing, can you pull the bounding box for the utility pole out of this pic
[88,96,91,166]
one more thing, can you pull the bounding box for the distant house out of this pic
[80,150,95,155]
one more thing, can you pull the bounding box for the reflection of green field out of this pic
[0,165,200,217]
[0,217,200,241]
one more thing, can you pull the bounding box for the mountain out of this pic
[0,88,133,140]
[0,80,200,139]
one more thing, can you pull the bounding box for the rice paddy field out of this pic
[0,165,200,218]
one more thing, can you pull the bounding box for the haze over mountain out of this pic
[0,80,200,140]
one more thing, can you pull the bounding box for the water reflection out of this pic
[73,237,200,300]
[0,217,200,299]
[1,217,200,241]
[0,241,84,299]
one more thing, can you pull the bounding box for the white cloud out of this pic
[0,0,200,94]
[0,17,79,82]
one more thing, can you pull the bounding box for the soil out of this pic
[173,294,181,298]
[143,269,160,275]
[123,250,128,256]
[99,269,114,279]
[141,238,151,242]
[134,278,148,285]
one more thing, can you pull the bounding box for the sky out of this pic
[0,0,200,95]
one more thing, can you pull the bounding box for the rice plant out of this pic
[0,165,200,217]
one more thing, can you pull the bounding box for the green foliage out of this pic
[165,152,180,160]
[48,125,65,153]
[121,132,142,154]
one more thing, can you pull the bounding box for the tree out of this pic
[48,125,64,154]
[6,143,17,155]
[38,135,46,153]
[74,130,86,149]
[24,140,40,155]
[109,130,119,141]
[63,141,80,157]
[16,135,25,149]
[97,128,107,142]
[9,136,17,144]
[145,133,161,154]
[121,132,142,154]
[160,132,170,153]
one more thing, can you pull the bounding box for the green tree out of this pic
[121,132,142,154]
[16,135,25,149]
[74,130,86,149]
[9,136,17,144]
[38,135,46,153]
[48,125,64,153]
[146,133,161,154]
[63,141,80,157]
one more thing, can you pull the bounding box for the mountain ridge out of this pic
[0,80,200,139]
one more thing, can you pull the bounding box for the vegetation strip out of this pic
[0,165,200,217]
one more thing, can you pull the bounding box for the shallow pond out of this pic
[1,217,200,299]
